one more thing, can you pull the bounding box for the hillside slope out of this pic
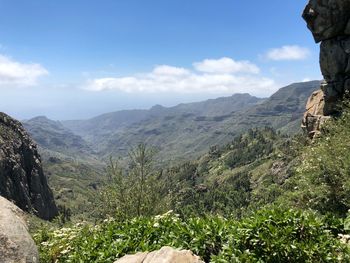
[23,116,98,163]
[80,81,319,163]
[25,81,319,164]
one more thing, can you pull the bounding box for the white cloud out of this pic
[153,65,190,76]
[265,45,310,61]
[193,57,260,74]
[0,54,48,87]
[85,57,277,97]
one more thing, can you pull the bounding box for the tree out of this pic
[97,157,132,219]
[97,143,165,219]
[128,143,157,217]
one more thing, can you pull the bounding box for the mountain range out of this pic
[23,80,320,164]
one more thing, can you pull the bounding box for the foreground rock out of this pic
[0,112,58,220]
[302,0,350,137]
[0,196,39,263]
[114,247,204,263]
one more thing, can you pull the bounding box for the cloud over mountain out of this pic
[86,57,277,96]
[265,45,310,61]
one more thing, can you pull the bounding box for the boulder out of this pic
[302,0,350,137]
[304,89,325,116]
[302,89,328,137]
[114,247,204,263]
[0,112,58,220]
[0,196,39,263]
[320,37,350,84]
[302,0,350,43]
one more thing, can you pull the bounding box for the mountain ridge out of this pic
[24,80,320,165]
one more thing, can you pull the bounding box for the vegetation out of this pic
[96,144,166,219]
[34,208,349,263]
[31,97,350,261]
[277,102,350,217]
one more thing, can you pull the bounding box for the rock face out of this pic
[114,247,204,263]
[0,196,39,263]
[302,88,331,136]
[302,0,350,137]
[0,112,58,220]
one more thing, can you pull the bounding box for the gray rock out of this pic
[0,196,39,263]
[114,247,204,263]
[302,0,350,137]
[320,37,350,83]
[0,112,58,220]
[303,0,350,43]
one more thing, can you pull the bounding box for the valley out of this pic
[22,80,320,219]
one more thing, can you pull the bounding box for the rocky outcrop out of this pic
[0,112,58,220]
[302,89,331,136]
[302,0,350,137]
[114,247,204,263]
[0,196,39,263]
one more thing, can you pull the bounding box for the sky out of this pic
[0,0,321,120]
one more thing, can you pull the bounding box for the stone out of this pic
[302,0,350,137]
[302,0,350,43]
[0,112,58,220]
[114,247,204,263]
[320,37,350,83]
[115,252,148,263]
[304,89,325,116]
[302,114,331,138]
[0,196,39,263]
[301,89,333,137]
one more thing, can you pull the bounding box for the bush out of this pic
[281,104,350,217]
[212,208,349,262]
[33,208,349,263]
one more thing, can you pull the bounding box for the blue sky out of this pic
[0,0,321,120]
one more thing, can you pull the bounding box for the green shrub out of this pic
[280,104,350,217]
[212,208,349,262]
[33,208,348,263]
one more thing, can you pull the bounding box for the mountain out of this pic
[59,93,265,162]
[59,81,319,163]
[23,116,99,163]
[61,93,263,142]
[26,81,320,165]
[18,80,320,218]
[62,109,151,141]
[220,80,322,135]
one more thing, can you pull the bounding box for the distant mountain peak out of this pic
[29,115,51,121]
[150,104,165,111]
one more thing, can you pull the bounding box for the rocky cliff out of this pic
[302,0,350,137]
[0,112,58,220]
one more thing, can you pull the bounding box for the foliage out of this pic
[222,127,277,169]
[96,143,166,219]
[171,172,251,218]
[280,103,350,217]
[212,208,349,262]
[43,159,105,221]
[31,97,350,262]
[166,127,286,217]
[34,208,349,263]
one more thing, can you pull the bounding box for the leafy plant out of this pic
[34,208,349,263]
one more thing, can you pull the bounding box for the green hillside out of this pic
[22,81,320,218]
[23,116,99,163]
[33,102,350,262]
[58,81,319,164]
